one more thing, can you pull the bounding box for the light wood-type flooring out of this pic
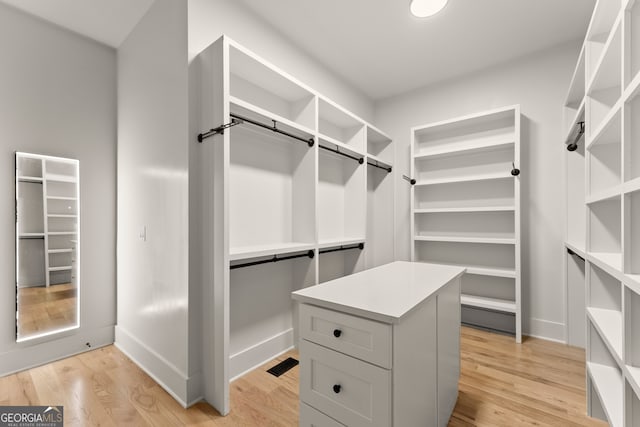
[0,326,607,426]
[17,283,77,338]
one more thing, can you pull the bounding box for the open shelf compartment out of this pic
[318,97,365,151]
[414,178,514,212]
[625,1,640,88]
[589,195,622,270]
[366,125,393,164]
[627,190,640,283]
[626,89,640,183]
[229,120,315,254]
[588,262,623,361]
[228,42,316,131]
[586,0,623,85]
[588,107,622,196]
[414,210,514,244]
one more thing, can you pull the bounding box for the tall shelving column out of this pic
[195,35,394,416]
[410,105,522,342]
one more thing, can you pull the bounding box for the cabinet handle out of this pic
[333,329,342,338]
[333,384,341,394]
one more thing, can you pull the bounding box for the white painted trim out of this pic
[526,318,566,343]
[0,325,113,377]
[115,326,193,408]
[229,328,294,381]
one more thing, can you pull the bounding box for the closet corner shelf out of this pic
[414,172,512,187]
[45,174,77,183]
[317,237,365,250]
[229,242,316,262]
[586,307,623,362]
[588,252,623,279]
[19,233,44,239]
[460,294,516,313]
[413,136,514,160]
[587,362,623,427]
[623,178,640,195]
[17,176,43,183]
[414,206,515,214]
[229,96,316,137]
[565,241,587,259]
[415,235,516,245]
[586,102,621,150]
[586,186,621,204]
[318,134,365,158]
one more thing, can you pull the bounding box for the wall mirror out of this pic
[16,152,79,341]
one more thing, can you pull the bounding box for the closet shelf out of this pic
[460,295,516,313]
[19,233,44,239]
[587,308,623,363]
[229,96,316,137]
[229,242,316,262]
[318,237,365,250]
[626,366,640,400]
[47,214,77,218]
[624,177,640,195]
[414,172,512,187]
[588,252,623,280]
[48,231,77,236]
[17,176,43,183]
[413,136,514,160]
[564,241,586,260]
[48,248,72,254]
[414,206,514,214]
[586,102,621,150]
[586,186,621,204]
[587,362,623,427]
[45,174,77,183]
[48,266,72,272]
[420,261,515,279]
[414,235,516,245]
[46,196,77,201]
[586,15,622,95]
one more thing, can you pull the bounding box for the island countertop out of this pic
[291,261,465,324]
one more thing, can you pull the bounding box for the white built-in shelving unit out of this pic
[410,105,522,342]
[194,35,395,415]
[16,153,79,289]
[562,0,640,424]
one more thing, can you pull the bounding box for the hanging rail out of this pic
[230,250,315,270]
[367,160,392,173]
[319,144,364,164]
[567,121,585,152]
[198,114,315,147]
[402,174,416,185]
[319,243,364,254]
[567,248,585,262]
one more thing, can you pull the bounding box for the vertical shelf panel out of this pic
[567,250,586,347]
[627,191,640,280]
[626,91,640,184]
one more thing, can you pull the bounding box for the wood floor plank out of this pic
[0,327,608,426]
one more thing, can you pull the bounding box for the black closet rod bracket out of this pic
[367,160,392,173]
[567,248,585,262]
[511,163,521,176]
[402,174,416,185]
[319,243,364,254]
[230,249,315,270]
[567,121,585,152]
[198,118,243,142]
[320,144,364,164]
[231,113,315,147]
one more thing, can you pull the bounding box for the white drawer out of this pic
[300,403,345,427]
[299,304,392,368]
[300,340,391,427]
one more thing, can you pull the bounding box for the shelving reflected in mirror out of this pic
[16,152,79,342]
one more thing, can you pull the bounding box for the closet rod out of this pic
[230,250,315,270]
[319,145,364,164]
[402,174,416,185]
[198,118,243,142]
[319,243,364,254]
[567,121,585,152]
[567,248,585,262]
[367,160,392,173]
[231,113,315,147]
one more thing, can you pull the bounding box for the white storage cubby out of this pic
[318,98,365,152]
[589,197,622,270]
[588,263,623,361]
[627,191,640,282]
[587,107,622,197]
[194,35,394,415]
[585,0,622,85]
[411,105,521,342]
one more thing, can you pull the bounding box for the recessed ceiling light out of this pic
[410,0,449,18]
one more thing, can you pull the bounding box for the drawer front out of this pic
[299,304,392,368]
[300,340,391,427]
[300,403,345,427]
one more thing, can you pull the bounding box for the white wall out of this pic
[187,0,374,123]
[0,3,116,374]
[375,41,582,342]
[116,0,196,406]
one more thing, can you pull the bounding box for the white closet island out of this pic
[292,261,465,427]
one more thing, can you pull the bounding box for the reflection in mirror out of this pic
[16,152,79,341]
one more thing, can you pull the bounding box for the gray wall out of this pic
[0,3,116,373]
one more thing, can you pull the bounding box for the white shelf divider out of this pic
[460,294,516,313]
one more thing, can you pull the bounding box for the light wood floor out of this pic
[17,283,77,337]
[0,326,607,426]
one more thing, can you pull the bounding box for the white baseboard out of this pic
[525,318,565,343]
[229,328,294,381]
[115,325,200,408]
[0,325,114,377]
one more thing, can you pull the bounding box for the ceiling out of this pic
[0,0,154,47]
[0,0,595,100]
[238,0,596,100]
